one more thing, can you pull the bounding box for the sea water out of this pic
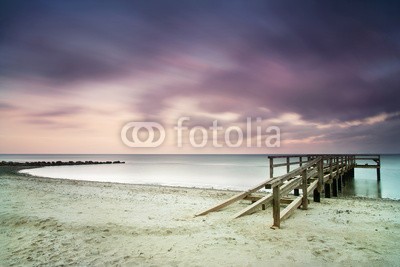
[2,154,399,200]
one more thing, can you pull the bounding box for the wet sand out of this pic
[1,169,400,266]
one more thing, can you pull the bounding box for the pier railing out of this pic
[196,154,381,229]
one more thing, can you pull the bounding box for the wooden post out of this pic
[299,156,303,197]
[313,158,323,203]
[377,155,381,181]
[328,157,333,199]
[272,186,280,228]
[294,157,302,195]
[336,156,339,176]
[338,175,342,192]
[339,156,342,174]
[286,157,290,173]
[302,169,308,210]
[342,156,345,173]
[332,178,338,197]
[324,183,331,198]
[294,189,300,196]
[348,168,354,178]
[269,157,274,178]
[317,159,323,192]
[313,189,320,202]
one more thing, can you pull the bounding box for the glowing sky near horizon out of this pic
[0,0,400,154]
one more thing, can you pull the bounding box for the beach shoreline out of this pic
[1,166,400,266]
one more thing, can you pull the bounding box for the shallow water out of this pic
[2,154,399,199]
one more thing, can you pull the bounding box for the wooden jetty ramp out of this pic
[196,154,381,228]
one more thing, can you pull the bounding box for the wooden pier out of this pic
[196,154,381,228]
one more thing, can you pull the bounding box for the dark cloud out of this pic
[1,0,400,151]
[32,106,84,117]
[23,118,82,129]
[0,102,15,110]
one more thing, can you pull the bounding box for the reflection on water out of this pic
[341,176,383,199]
[339,159,400,200]
[2,154,399,200]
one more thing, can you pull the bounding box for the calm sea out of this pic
[1,154,399,200]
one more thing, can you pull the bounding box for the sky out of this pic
[0,0,400,154]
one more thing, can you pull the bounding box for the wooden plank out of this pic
[268,154,324,159]
[307,168,318,179]
[273,161,302,167]
[233,194,273,219]
[323,173,330,183]
[280,196,303,221]
[195,192,249,216]
[280,177,302,197]
[233,180,303,219]
[307,180,319,195]
[281,197,296,204]
[272,186,280,228]
[195,177,275,216]
[243,194,266,202]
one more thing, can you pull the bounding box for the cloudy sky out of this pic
[0,0,399,154]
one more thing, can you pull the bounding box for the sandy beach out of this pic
[1,169,400,266]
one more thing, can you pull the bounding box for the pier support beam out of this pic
[294,189,300,196]
[338,175,342,193]
[313,189,320,202]
[269,157,274,178]
[324,183,331,198]
[301,170,308,210]
[377,168,381,181]
[348,168,354,178]
[272,186,280,228]
[332,178,338,197]
[286,157,290,173]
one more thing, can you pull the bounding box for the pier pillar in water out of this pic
[324,183,331,198]
[342,173,346,186]
[377,168,381,181]
[338,175,342,193]
[348,168,354,178]
[313,189,320,202]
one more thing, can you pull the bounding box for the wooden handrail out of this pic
[266,157,321,188]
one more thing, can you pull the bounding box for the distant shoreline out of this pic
[0,164,398,202]
[0,165,242,195]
